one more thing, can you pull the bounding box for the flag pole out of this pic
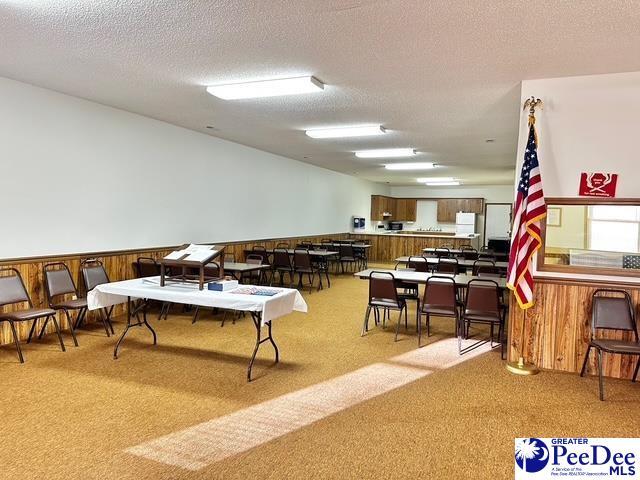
[505,96,543,376]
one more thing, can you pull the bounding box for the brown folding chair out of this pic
[242,254,265,285]
[361,271,408,340]
[271,248,294,286]
[293,249,322,293]
[0,268,65,362]
[472,260,498,276]
[417,276,460,348]
[461,279,505,356]
[580,289,640,401]
[436,258,459,274]
[80,258,114,336]
[339,244,357,273]
[460,247,479,261]
[43,262,87,347]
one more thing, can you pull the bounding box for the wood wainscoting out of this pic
[0,233,349,346]
[350,234,474,263]
[508,277,640,380]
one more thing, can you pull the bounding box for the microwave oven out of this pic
[389,222,403,231]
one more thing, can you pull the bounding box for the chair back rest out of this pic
[252,246,269,264]
[294,249,312,269]
[44,263,77,299]
[0,268,31,307]
[478,253,496,262]
[408,256,429,272]
[436,258,458,274]
[246,254,263,265]
[340,244,354,257]
[297,242,313,250]
[472,260,496,276]
[422,276,457,309]
[369,272,400,306]
[465,279,500,315]
[275,242,289,249]
[434,247,450,258]
[135,257,160,277]
[80,259,110,292]
[591,290,637,339]
[273,248,292,268]
[461,247,479,260]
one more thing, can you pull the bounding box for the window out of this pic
[587,205,640,253]
[539,199,640,277]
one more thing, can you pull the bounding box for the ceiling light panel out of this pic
[305,125,386,139]
[207,76,324,100]
[416,177,455,182]
[384,162,435,170]
[355,148,416,158]
[424,181,460,186]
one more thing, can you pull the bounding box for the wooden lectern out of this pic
[159,244,225,290]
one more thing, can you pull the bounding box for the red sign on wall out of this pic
[579,172,618,197]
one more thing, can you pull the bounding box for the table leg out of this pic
[247,312,280,382]
[113,296,157,359]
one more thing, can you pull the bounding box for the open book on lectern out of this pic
[163,244,222,264]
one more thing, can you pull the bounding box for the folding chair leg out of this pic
[27,318,38,344]
[417,313,422,347]
[394,307,403,342]
[192,306,200,324]
[98,309,111,337]
[580,345,592,377]
[9,321,24,363]
[361,305,372,336]
[63,310,79,347]
[37,316,51,340]
[633,357,640,383]
[50,315,66,352]
[597,349,604,401]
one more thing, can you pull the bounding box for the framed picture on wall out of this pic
[547,207,562,227]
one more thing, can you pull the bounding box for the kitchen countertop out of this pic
[353,231,480,240]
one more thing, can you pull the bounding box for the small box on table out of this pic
[207,279,239,292]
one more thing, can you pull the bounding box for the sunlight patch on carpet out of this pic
[126,339,489,470]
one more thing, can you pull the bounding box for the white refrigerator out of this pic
[455,212,476,235]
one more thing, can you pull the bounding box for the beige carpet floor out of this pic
[1,265,639,479]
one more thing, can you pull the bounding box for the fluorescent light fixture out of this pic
[384,162,435,170]
[424,181,460,186]
[416,177,455,183]
[206,76,324,100]
[355,148,416,158]
[306,125,386,139]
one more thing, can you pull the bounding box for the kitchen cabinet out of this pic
[394,199,417,222]
[370,195,397,220]
[436,198,483,222]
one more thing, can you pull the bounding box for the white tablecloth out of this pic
[87,277,308,325]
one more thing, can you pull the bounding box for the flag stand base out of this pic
[506,357,539,376]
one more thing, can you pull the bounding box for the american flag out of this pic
[507,121,547,309]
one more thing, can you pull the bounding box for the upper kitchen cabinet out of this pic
[394,198,417,222]
[370,195,397,220]
[436,198,484,222]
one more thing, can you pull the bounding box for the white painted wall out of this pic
[518,71,640,282]
[0,77,387,259]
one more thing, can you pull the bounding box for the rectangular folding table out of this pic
[87,277,307,381]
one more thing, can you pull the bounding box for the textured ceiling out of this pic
[2,0,640,185]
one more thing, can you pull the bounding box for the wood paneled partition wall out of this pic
[0,233,349,346]
[349,234,474,263]
[508,277,640,380]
